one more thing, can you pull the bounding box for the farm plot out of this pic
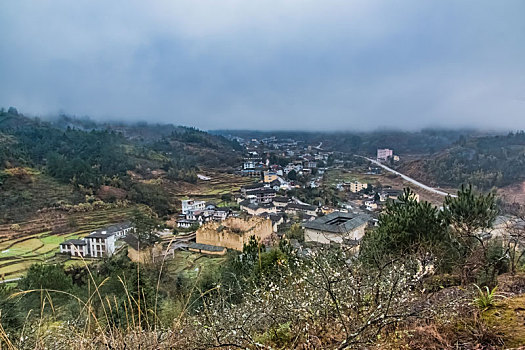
[165,170,254,208]
[165,250,226,281]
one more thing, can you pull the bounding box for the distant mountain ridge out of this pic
[214,129,486,155]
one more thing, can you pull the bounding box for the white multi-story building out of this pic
[59,222,133,258]
[59,239,88,257]
[348,181,368,193]
[243,157,261,170]
[243,160,255,169]
[181,199,206,215]
[85,231,117,258]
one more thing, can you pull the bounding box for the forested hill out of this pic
[0,107,242,222]
[215,129,480,155]
[400,131,525,191]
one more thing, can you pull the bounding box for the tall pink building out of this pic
[377,148,393,161]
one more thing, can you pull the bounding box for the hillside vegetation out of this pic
[400,131,525,191]
[0,108,243,222]
[216,129,478,155]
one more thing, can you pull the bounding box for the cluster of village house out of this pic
[330,148,415,212]
[241,158,325,189]
[59,143,409,259]
[187,209,372,256]
[176,200,232,229]
[335,180,420,211]
[239,136,328,189]
[175,173,374,255]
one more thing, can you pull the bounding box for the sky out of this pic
[1,1,524,131]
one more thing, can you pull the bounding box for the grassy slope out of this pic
[0,112,249,278]
[484,294,525,348]
[165,250,226,280]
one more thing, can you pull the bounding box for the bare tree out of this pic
[505,204,525,275]
[190,247,427,349]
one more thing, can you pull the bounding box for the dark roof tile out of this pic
[302,211,371,234]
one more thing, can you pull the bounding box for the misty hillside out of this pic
[399,131,525,190]
[0,108,243,222]
[215,129,482,155]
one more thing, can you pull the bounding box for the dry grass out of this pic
[0,242,219,350]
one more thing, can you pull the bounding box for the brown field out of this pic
[498,181,525,205]
[162,170,255,209]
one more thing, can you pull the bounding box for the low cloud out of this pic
[0,0,524,130]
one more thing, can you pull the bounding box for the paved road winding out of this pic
[363,157,457,197]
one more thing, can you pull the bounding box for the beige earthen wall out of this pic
[196,217,273,251]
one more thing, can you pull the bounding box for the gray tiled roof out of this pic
[87,230,115,239]
[61,239,87,246]
[215,207,231,212]
[123,234,141,250]
[241,201,274,210]
[242,183,267,190]
[258,213,284,223]
[302,211,370,234]
[188,243,226,252]
[239,199,252,207]
[252,188,277,195]
[106,221,132,233]
[287,203,317,211]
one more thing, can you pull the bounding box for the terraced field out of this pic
[167,170,254,208]
[0,206,139,279]
[0,170,251,279]
[165,250,226,280]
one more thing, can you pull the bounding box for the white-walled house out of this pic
[365,200,378,211]
[59,239,89,257]
[177,205,232,228]
[85,231,117,258]
[377,148,393,161]
[59,221,132,258]
[177,219,197,229]
[181,199,206,214]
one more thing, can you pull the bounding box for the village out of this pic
[56,137,426,262]
[3,3,524,346]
